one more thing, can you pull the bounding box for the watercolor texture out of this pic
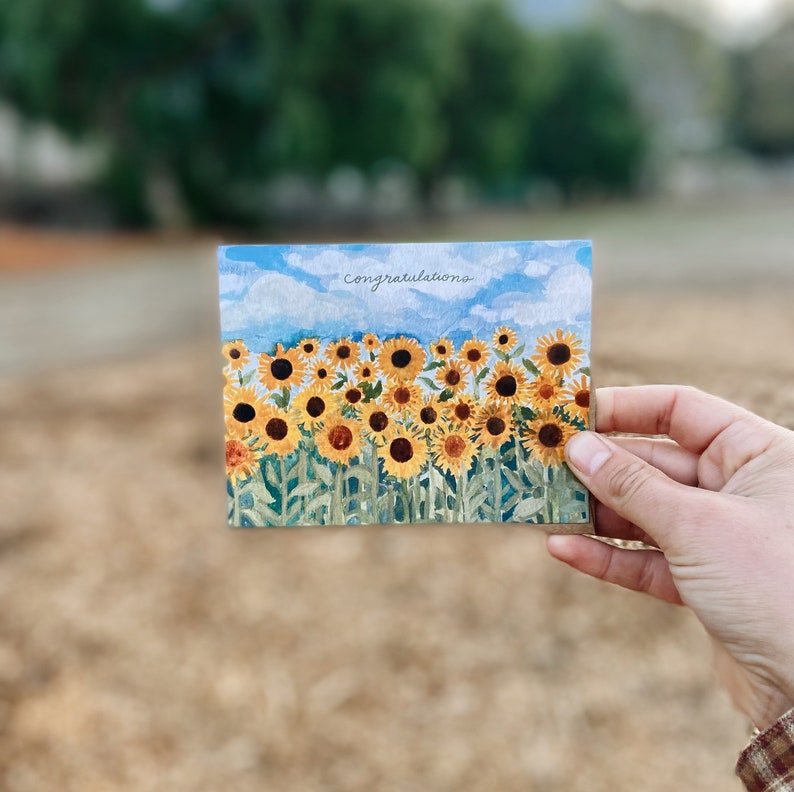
[219,241,592,528]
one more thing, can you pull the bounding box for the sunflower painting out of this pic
[218,241,593,529]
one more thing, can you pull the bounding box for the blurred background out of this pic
[1,0,793,789]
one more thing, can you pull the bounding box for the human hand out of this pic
[547,385,794,731]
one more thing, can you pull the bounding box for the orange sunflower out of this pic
[531,329,584,379]
[222,340,250,371]
[380,336,426,382]
[432,428,477,475]
[430,337,454,361]
[341,384,366,410]
[414,395,445,435]
[226,437,264,484]
[355,359,379,383]
[379,426,428,479]
[484,361,530,406]
[258,344,306,391]
[259,404,301,456]
[527,374,564,411]
[459,339,490,373]
[493,326,519,353]
[473,403,514,450]
[383,382,423,414]
[561,375,591,423]
[434,359,469,394]
[315,413,363,466]
[309,359,336,390]
[292,387,336,429]
[444,393,478,428]
[362,333,381,352]
[521,411,574,467]
[224,385,268,438]
[327,337,360,369]
[360,401,397,443]
[297,337,321,360]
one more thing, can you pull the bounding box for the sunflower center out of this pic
[233,402,256,423]
[369,411,389,432]
[539,383,555,399]
[495,375,517,398]
[486,417,506,436]
[454,403,471,421]
[337,345,351,360]
[444,435,466,458]
[362,366,372,378]
[306,396,326,418]
[229,348,241,360]
[394,387,412,405]
[226,440,247,466]
[390,437,414,463]
[436,344,447,355]
[303,342,314,354]
[345,388,362,404]
[266,417,288,441]
[329,425,353,451]
[498,334,509,345]
[538,423,563,448]
[547,343,571,366]
[575,390,590,408]
[317,367,329,379]
[445,369,461,386]
[420,406,438,425]
[391,349,412,369]
[467,349,482,363]
[271,358,293,380]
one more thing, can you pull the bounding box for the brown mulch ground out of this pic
[1,283,792,791]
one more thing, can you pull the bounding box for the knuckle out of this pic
[603,458,653,506]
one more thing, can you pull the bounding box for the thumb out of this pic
[565,431,701,547]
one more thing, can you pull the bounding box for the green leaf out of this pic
[313,462,334,487]
[242,481,275,506]
[495,349,509,362]
[282,385,291,407]
[512,343,525,358]
[418,376,440,391]
[475,366,490,383]
[578,367,591,377]
[438,389,454,402]
[522,358,540,376]
[331,378,346,391]
[371,380,383,399]
[241,370,255,386]
[291,481,320,499]
[424,360,444,370]
[513,497,545,521]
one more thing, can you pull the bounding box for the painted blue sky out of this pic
[218,241,592,358]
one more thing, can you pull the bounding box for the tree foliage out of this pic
[0,0,648,226]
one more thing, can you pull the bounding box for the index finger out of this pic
[595,385,753,454]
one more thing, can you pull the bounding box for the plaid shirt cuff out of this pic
[737,708,794,791]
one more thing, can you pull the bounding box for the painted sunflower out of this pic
[521,411,574,467]
[297,337,321,360]
[527,374,564,411]
[258,344,306,391]
[473,403,514,450]
[222,340,250,371]
[315,413,362,466]
[459,338,490,373]
[493,326,519,353]
[341,384,366,410]
[415,395,445,435]
[432,428,476,475]
[355,359,379,383]
[380,336,426,382]
[362,332,381,352]
[383,382,423,414]
[224,385,268,438]
[561,375,591,422]
[531,329,584,378]
[292,387,336,430]
[444,393,478,428]
[430,337,454,361]
[360,401,397,443]
[434,360,469,394]
[327,337,360,369]
[309,359,336,390]
[226,437,264,484]
[484,361,530,406]
[379,426,428,479]
[259,404,301,456]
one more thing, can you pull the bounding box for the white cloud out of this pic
[523,259,552,278]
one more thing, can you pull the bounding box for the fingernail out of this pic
[566,432,612,476]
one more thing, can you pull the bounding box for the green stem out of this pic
[412,475,422,523]
[280,456,289,525]
[401,479,410,523]
[491,448,502,521]
[333,464,345,525]
[371,440,380,524]
[459,470,467,522]
[426,466,435,523]
[545,464,555,524]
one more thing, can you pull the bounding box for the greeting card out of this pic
[219,241,593,530]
